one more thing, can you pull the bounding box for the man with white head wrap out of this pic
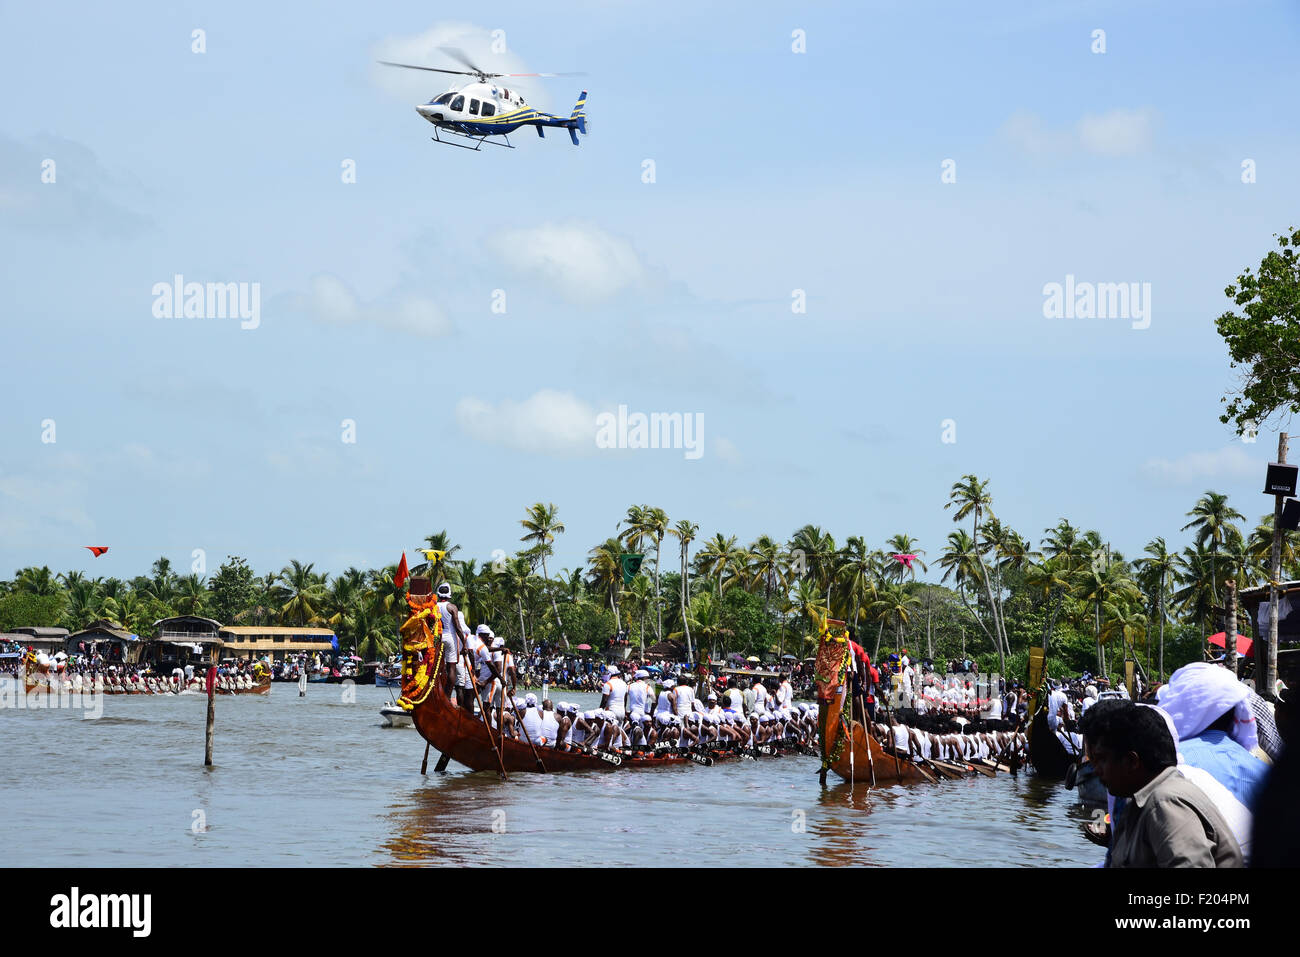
[600,667,628,720]
[1156,663,1268,809]
[627,669,650,716]
[654,676,675,717]
[520,692,544,746]
[1085,702,1242,868]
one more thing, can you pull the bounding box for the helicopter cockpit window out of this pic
[431,93,455,106]
[449,95,464,112]
[481,103,495,117]
[469,98,480,115]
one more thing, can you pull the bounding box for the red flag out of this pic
[892,553,916,570]
[394,552,409,589]
[85,546,109,557]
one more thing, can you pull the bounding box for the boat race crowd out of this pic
[5,584,1297,869]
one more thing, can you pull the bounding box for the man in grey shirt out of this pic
[1087,703,1242,868]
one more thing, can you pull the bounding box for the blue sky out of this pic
[2,0,1299,582]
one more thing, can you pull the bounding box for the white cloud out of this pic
[1139,445,1259,485]
[714,437,742,465]
[455,389,601,455]
[295,274,452,338]
[489,222,645,305]
[1002,108,1156,157]
[1076,108,1155,157]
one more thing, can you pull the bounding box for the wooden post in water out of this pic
[204,665,216,766]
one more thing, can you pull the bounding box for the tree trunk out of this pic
[516,596,528,655]
[1158,575,1167,682]
[681,547,694,665]
[540,556,569,650]
[654,535,663,642]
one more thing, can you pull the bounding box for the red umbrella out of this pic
[1207,632,1254,657]
[576,643,592,650]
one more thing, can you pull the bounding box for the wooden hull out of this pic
[1028,708,1072,778]
[819,687,938,786]
[410,680,702,773]
[23,677,271,696]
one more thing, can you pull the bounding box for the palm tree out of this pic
[1180,491,1245,607]
[745,535,787,618]
[102,590,147,636]
[697,532,744,596]
[868,581,922,659]
[884,533,928,583]
[788,525,837,610]
[1024,557,1073,659]
[669,520,699,663]
[14,566,61,596]
[624,574,654,653]
[63,578,103,630]
[837,536,881,635]
[325,569,364,635]
[945,475,1008,661]
[587,537,625,630]
[1173,544,1219,653]
[1076,559,1142,675]
[1135,538,1176,681]
[147,557,178,606]
[173,574,208,615]
[499,556,539,651]
[644,506,670,642]
[520,502,569,649]
[684,590,730,660]
[1248,513,1300,577]
[278,560,327,625]
[938,528,1004,672]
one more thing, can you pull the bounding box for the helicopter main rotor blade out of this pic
[377,60,476,77]
[437,45,586,80]
[438,46,487,76]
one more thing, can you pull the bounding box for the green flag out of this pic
[620,553,644,584]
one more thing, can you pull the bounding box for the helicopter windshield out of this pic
[427,92,455,106]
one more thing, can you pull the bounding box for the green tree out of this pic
[520,502,569,649]
[208,556,256,624]
[1216,226,1300,432]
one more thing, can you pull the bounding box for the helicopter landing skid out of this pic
[430,127,514,151]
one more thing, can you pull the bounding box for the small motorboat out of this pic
[380,704,413,728]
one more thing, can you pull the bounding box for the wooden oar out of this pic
[504,695,549,773]
[921,757,962,780]
[464,652,508,780]
[963,757,998,777]
[420,740,430,775]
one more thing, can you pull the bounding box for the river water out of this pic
[0,678,1101,867]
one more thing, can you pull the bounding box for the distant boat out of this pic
[380,704,413,728]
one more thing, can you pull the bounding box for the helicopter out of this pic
[379,47,588,151]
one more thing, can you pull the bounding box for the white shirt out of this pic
[539,711,559,747]
[627,679,648,714]
[602,676,628,716]
[674,685,696,714]
[654,689,673,716]
[753,684,769,713]
[726,687,745,716]
[521,706,544,745]
[777,681,793,707]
